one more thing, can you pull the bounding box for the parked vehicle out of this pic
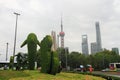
[74,64,92,72]
[109,63,120,71]
[101,63,120,72]
[101,68,111,72]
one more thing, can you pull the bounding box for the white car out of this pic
[101,68,110,72]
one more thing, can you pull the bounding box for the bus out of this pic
[109,63,120,71]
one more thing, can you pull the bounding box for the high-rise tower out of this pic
[91,42,97,54]
[59,17,65,48]
[57,34,59,48]
[51,31,57,51]
[82,35,89,55]
[112,48,119,55]
[95,22,102,52]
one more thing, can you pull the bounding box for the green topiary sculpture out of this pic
[40,35,52,73]
[40,35,59,75]
[50,51,59,75]
[21,33,40,70]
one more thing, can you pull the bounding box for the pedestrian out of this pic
[89,66,93,73]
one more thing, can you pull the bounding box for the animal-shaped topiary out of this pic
[21,33,40,70]
[50,51,59,75]
[40,35,59,75]
[40,35,52,73]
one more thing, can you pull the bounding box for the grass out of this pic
[0,70,105,80]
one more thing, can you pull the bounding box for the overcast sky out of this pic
[0,0,120,61]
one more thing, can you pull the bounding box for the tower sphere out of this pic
[59,31,65,37]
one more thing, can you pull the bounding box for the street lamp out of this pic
[13,12,20,68]
[65,47,68,70]
[57,34,59,48]
[6,43,9,61]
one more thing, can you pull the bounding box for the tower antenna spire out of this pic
[61,14,63,32]
[59,14,65,48]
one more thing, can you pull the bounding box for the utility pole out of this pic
[13,12,20,69]
[57,34,59,49]
[6,43,8,61]
[65,47,68,70]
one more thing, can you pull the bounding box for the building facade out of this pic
[51,31,57,51]
[112,48,119,55]
[95,22,102,52]
[82,35,89,55]
[91,42,98,54]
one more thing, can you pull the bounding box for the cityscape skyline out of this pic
[90,22,102,54]
[0,0,120,61]
[83,22,103,54]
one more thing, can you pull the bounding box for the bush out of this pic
[40,35,52,73]
[50,51,59,75]
[21,33,40,70]
[40,35,60,75]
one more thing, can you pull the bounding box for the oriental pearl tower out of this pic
[59,17,65,48]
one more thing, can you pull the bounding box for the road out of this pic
[93,71,120,78]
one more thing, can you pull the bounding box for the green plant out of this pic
[50,51,59,75]
[21,33,40,70]
[15,52,28,70]
[9,56,14,69]
[40,35,59,75]
[40,35,52,73]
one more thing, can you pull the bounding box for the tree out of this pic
[15,52,22,70]
[90,49,120,70]
[21,33,40,70]
[57,48,66,68]
[15,52,28,70]
[9,56,14,69]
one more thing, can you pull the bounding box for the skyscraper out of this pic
[51,31,57,51]
[57,34,59,49]
[112,48,119,55]
[95,22,102,52]
[91,42,97,54]
[82,35,89,55]
[59,17,65,48]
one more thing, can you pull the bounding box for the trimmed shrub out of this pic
[50,51,59,75]
[40,35,60,75]
[40,35,52,73]
[21,33,40,70]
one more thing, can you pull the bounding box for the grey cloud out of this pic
[0,0,120,61]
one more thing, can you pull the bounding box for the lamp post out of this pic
[13,12,20,68]
[65,47,68,70]
[57,34,59,48]
[6,43,9,61]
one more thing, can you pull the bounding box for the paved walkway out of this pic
[93,71,120,78]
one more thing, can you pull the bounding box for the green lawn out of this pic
[0,70,105,80]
